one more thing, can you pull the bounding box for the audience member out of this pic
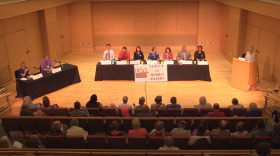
[20,96,37,111]
[66,118,88,140]
[119,96,133,109]
[151,96,166,109]
[232,121,248,136]
[210,120,231,137]
[86,94,103,109]
[204,103,225,117]
[158,136,180,150]
[250,120,272,137]
[0,136,17,148]
[170,120,190,136]
[228,98,244,111]
[271,123,280,149]
[256,142,271,156]
[166,97,181,109]
[108,121,124,136]
[27,135,45,148]
[192,120,210,136]
[47,120,69,136]
[149,121,169,136]
[128,118,147,137]
[195,96,212,111]
[20,103,44,116]
[137,104,154,117]
[69,101,89,117]
[40,96,55,111]
[136,96,145,108]
[243,102,262,117]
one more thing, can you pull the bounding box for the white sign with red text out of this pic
[134,64,168,82]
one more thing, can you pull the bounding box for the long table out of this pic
[95,61,212,81]
[17,64,81,100]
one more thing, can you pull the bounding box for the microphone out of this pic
[52,59,61,63]
[33,67,40,70]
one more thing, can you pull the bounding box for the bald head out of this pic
[141,104,148,112]
[52,121,62,130]
[219,120,227,130]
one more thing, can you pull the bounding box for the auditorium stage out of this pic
[2,49,276,116]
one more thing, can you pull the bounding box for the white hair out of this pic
[23,96,32,105]
[132,118,140,129]
[249,102,257,110]
[182,46,186,49]
[249,46,254,50]
[164,136,174,147]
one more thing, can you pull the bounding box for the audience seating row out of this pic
[24,134,271,149]
[1,116,268,137]
[28,107,248,117]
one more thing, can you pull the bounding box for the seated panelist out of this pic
[163,47,173,61]
[147,47,160,60]
[134,46,144,61]
[40,54,54,71]
[118,47,130,61]
[176,46,192,60]
[18,62,30,78]
[103,43,115,60]
[194,45,206,61]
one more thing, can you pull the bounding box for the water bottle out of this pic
[157,60,159,64]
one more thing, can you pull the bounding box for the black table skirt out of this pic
[95,61,211,81]
[18,64,81,100]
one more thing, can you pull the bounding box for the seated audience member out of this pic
[86,94,103,109]
[119,96,132,109]
[195,96,212,111]
[228,98,244,111]
[134,46,144,61]
[147,47,160,60]
[192,120,210,136]
[243,102,262,117]
[27,135,45,148]
[255,142,271,156]
[158,136,180,150]
[210,120,231,137]
[232,121,248,136]
[108,121,124,136]
[136,96,145,108]
[194,45,206,61]
[176,46,192,60]
[40,96,55,111]
[118,46,130,61]
[20,103,44,116]
[66,118,88,140]
[166,97,181,109]
[137,104,154,117]
[204,103,225,117]
[18,62,30,78]
[271,123,280,149]
[250,120,272,137]
[151,96,166,109]
[128,118,147,137]
[163,47,173,61]
[149,121,169,136]
[0,136,17,148]
[20,96,37,111]
[170,120,190,136]
[69,101,89,117]
[47,120,69,136]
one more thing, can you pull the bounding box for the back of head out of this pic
[89,94,97,103]
[197,120,207,136]
[155,121,164,131]
[132,118,140,129]
[52,120,62,130]
[110,120,119,131]
[213,103,219,109]
[23,96,32,105]
[199,96,207,105]
[256,142,271,156]
[123,96,128,103]
[28,135,39,148]
[232,98,238,105]
[178,120,186,129]
[236,121,245,132]
[42,96,50,107]
[249,102,257,111]
[0,136,11,148]
[74,101,81,109]
[139,96,145,105]
[170,97,176,104]
[155,96,162,104]
[70,118,79,127]
[219,120,227,130]
[164,136,174,147]
[257,119,265,129]
[141,104,148,112]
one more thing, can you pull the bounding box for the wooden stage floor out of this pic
[2,49,276,116]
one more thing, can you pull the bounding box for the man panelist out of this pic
[176,46,192,61]
[103,43,115,60]
[118,47,130,61]
[40,54,54,71]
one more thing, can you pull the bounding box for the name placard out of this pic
[52,67,62,74]
[31,73,43,80]
[181,60,193,65]
[116,61,127,65]
[130,60,140,65]
[197,61,209,65]
[146,60,158,65]
[164,61,174,65]
[100,60,111,65]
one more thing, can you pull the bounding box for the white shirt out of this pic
[245,51,255,62]
[228,104,244,111]
[103,49,115,60]
[66,126,88,140]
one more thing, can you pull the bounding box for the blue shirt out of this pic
[18,68,30,78]
[243,109,262,117]
[166,104,181,109]
[40,59,54,71]
[147,52,160,60]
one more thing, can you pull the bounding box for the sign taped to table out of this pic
[134,64,168,82]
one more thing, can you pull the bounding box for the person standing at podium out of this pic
[118,47,130,61]
[103,44,115,60]
[40,54,54,71]
[245,46,256,63]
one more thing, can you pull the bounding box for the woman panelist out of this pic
[194,45,206,61]
[134,46,144,61]
[163,47,173,61]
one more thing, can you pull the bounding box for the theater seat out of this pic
[65,135,86,149]
[38,107,54,116]
[102,108,118,116]
[251,136,271,149]
[219,108,231,117]
[167,108,182,117]
[45,135,65,148]
[87,108,102,116]
[148,136,165,149]
[25,134,44,147]
[107,136,127,149]
[182,108,198,117]
[135,108,142,115]
[200,108,214,116]
[160,118,174,132]
[231,136,252,149]
[18,118,37,134]
[54,108,69,116]
[189,138,210,149]
[1,118,22,137]
[87,135,106,149]
[211,136,231,149]
[34,118,52,135]
[172,136,189,149]
[232,108,247,116]
[87,118,105,134]
[128,136,147,149]
[27,107,37,112]
[151,108,166,117]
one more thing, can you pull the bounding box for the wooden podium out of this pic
[231,58,258,91]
